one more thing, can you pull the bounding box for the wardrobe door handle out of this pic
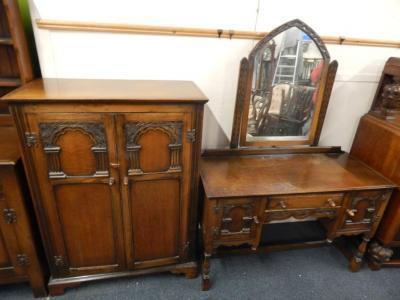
[108,177,115,186]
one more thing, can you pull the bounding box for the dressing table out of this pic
[199,19,396,290]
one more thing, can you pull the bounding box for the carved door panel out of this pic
[340,191,388,233]
[117,111,193,269]
[26,113,125,277]
[214,198,264,242]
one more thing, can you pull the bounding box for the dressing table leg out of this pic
[349,234,370,272]
[201,252,211,291]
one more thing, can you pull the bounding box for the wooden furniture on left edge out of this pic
[0,126,47,297]
[0,0,46,297]
[0,0,34,126]
[199,19,397,291]
[1,78,208,296]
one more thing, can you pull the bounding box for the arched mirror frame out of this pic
[230,19,338,148]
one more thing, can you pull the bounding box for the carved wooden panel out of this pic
[125,122,183,174]
[218,203,256,237]
[39,122,109,178]
[249,19,330,62]
[344,192,383,226]
[264,208,337,222]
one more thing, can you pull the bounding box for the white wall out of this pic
[28,0,400,151]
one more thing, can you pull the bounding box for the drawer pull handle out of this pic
[327,199,336,208]
[279,201,287,209]
[253,216,260,224]
[346,209,356,217]
[108,177,115,186]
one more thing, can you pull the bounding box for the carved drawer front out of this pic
[213,198,261,241]
[264,193,343,222]
[339,190,386,233]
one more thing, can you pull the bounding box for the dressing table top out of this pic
[200,153,396,199]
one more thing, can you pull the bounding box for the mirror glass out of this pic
[247,26,324,141]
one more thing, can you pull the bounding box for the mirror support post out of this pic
[230,58,249,148]
[313,60,338,146]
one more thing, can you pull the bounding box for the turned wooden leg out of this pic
[202,252,211,291]
[368,241,394,271]
[349,234,370,272]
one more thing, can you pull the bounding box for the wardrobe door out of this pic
[26,112,125,277]
[117,110,194,269]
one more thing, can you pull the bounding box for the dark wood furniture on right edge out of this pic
[199,20,396,291]
[351,57,400,269]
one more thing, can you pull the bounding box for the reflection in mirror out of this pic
[247,27,324,140]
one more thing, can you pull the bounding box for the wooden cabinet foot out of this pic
[349,256,362,272]
[170,264,198,279]
[31,284,48,298]
[184,268,198,279]
[48,282,81,296]
[29,275,48,298]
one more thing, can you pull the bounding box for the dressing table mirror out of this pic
[199,19,396,291]
[231,19,337,149]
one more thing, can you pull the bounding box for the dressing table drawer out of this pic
[212,198,264,242]
[266,193,344,211]
[337,190,390,234]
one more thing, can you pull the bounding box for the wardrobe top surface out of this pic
[200,153,396,199]
[2,79,208,103]
[0,126,20,165]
